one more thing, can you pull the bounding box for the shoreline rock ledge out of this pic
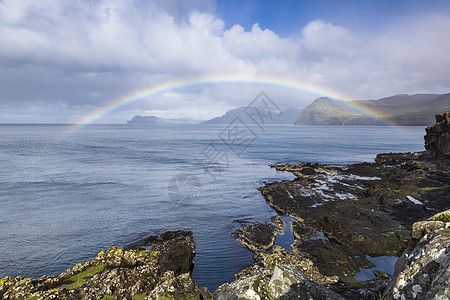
[216,111,450,299]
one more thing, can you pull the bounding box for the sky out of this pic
[1,0,450,123]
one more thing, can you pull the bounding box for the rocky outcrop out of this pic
[425,111,450,158]
[383,210,450,300]
[0,231,213,300]
[232,223,278,252]
[214,264,345,300]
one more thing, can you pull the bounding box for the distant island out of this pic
[127,115,195,125]
[295,93,450,126]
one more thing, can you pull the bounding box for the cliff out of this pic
[425,111,450,158]
[295,93,450,126]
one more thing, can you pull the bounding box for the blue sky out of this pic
[216,0,450,35]
[0,0,450,123]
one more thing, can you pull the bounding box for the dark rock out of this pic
[330,277,390,300]
[374,270,390,279]
[271,215,285,232]
[232,223,278,252]
[292,239,360,283]
[425,111,450,158]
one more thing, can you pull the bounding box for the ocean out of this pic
[0,124,426,290]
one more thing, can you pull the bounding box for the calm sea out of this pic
[0,124,425,290]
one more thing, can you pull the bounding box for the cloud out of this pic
[0,0,449,123]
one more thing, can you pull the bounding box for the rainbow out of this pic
[65,73,392,135]
[1,75,404,192]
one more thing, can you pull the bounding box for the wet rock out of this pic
[214,264,344,300]
[270,216,285,232]
[374,270,390,279]
[383,210,450,300]
[232,223,278,252]
[291,239,360,283]
[425,111,450,158]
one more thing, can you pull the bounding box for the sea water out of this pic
[0,124,425,290]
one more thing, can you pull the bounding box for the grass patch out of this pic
[393,189,403,192]
[133,293,148,300]
[420,185,450,191]
[67,264,106,290]
[25,297,39,300]
[101,295,115,300]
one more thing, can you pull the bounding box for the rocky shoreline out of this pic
[1,112,449,299]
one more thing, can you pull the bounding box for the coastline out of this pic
[1,112,449,299]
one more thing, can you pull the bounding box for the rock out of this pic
[147,271,212,300]
[214,264,344,300]
[232,223,278,252]
[291,239,360,283]
[425,111,450,158]
[0,231,212,300]
[330,278,390,300]
[374,270,390,279]
[270,216,285,232]
[383,210,450,300]
[268,265,345,299]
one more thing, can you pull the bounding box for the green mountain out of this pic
[295,93,450,126]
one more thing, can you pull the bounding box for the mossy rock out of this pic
[132,293,147,300]
[66,263,106,289]
[428,209,450,222]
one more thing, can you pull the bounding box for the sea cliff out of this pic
[295,94,450,126]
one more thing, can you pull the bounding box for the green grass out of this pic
[420,185,450,191]
[101,295,115,300]
[133,293,148,300]
[67,264,106,290]
[25,297,39,300]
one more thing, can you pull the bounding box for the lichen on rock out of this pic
[383,210,450,300]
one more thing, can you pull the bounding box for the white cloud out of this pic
[0,0,449,123]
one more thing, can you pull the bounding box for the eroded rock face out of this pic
[383,210,450,300]
[425,111,450,158]
[0,231,213,300]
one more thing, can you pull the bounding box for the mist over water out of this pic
[0,124,425,290]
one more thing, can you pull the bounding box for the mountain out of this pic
[202,107,301,125]
[127,115,195,125]
[295,93,450,126]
